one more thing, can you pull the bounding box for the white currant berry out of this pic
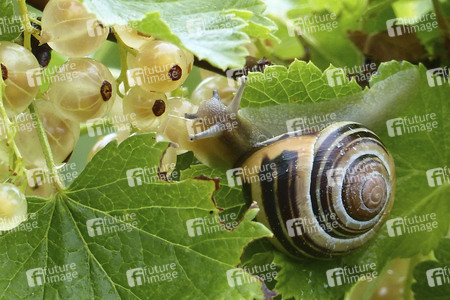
[0,41,40,116]
[123,86,167,132]
[41,0,109,57]
[47,58,116,123]
[158,97,197,151]
[130,40,192,93]
[113,25,154,50]
[0,183,27,232]
[15,99,80,168]
[191,75,236,106]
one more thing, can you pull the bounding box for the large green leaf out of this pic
[81,0,276,70]
[0,134,272,299]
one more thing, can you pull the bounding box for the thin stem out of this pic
[17,0,65,191]
[17,0,32,50]
[0,76,26,188]
[112,27,132,95]
[28,103,65,191]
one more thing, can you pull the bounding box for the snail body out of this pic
[184,78,396,259]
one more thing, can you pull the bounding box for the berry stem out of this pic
[0,74,27,188]
[17,0,64,192]
[112,27,131,96]
[17,0,33,50]
[28,102,65,192]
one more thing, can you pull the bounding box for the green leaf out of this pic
[0,134,271,299]
[412,239,450,300]
[181,164,250,221]
[0,0,21,41]
[240,60,362,108]
[81,0,277,70]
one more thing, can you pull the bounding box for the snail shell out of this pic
[240,122,395,259]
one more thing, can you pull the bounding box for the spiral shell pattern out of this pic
[241,122,395,259]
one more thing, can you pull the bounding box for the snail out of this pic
[183,78,396,259]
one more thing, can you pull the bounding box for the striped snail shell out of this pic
[240,122,396,259]
[184,78,396,259]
